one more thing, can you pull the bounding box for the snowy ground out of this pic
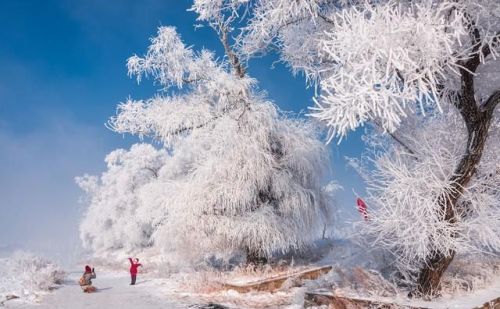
[3,270,186,309]
[414,277,500,309]
[339,275,500,309]
[2,264,499,308]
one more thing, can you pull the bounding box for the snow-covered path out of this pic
[3,266,499,309]
[5,270,185,309]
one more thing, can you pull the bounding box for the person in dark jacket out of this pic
[79,265,97,293]
[128,258,142,285]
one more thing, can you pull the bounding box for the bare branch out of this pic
[214,19,246,78]
[481,90,500,115]
[318,13,335,25]
[144,167,158,178]
[169,113,224,137]
[372,120,418,158]
[464,12,482,54]
[182,77,202,84]
[167,99,246,138]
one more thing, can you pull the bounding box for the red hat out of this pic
[85,265,92,273]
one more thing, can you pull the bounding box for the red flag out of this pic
[356,198,368,221]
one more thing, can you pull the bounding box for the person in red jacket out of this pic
[79,265,97,292]
[128,258,142,285]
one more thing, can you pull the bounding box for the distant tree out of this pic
[77,22,332,262]
[76,144,168,254]
[209,0,500,295]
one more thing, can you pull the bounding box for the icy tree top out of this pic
[192,0,500,142]
[89,25,332,258]
[109,27,255,146]
[191,0,250,22]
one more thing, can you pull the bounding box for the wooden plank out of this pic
[304,292,428,309]
[0,294,20,306]
[221,266,332,293]
[305,292,500,309]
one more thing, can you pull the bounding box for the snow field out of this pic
[0,252,65,304]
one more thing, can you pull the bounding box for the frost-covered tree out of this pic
[350,108,499,289]
[78,22,332,263]
[197,0,500,295]
[76,144,168,254]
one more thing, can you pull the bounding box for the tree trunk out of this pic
[245,247,268,266]
[415,75,500,295]
[416,252,455,296]
[414,26,500,292]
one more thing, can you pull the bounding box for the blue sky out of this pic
[0,0,365,262]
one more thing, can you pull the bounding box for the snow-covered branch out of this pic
[357,109,500,282]
[78,24,333,263]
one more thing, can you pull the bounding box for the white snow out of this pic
[380,276,500,309]
[415,277,500,309]
[0,252,65,304]
[3,270,184,309]
[2,258,498,309]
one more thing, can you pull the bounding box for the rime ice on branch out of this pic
[78,26,333,262]
[351,108,500,282]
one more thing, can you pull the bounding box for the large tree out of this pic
[201,0,500,295]
[76,144,168,254]
[349,107,499,294]
[78,22,333,262]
